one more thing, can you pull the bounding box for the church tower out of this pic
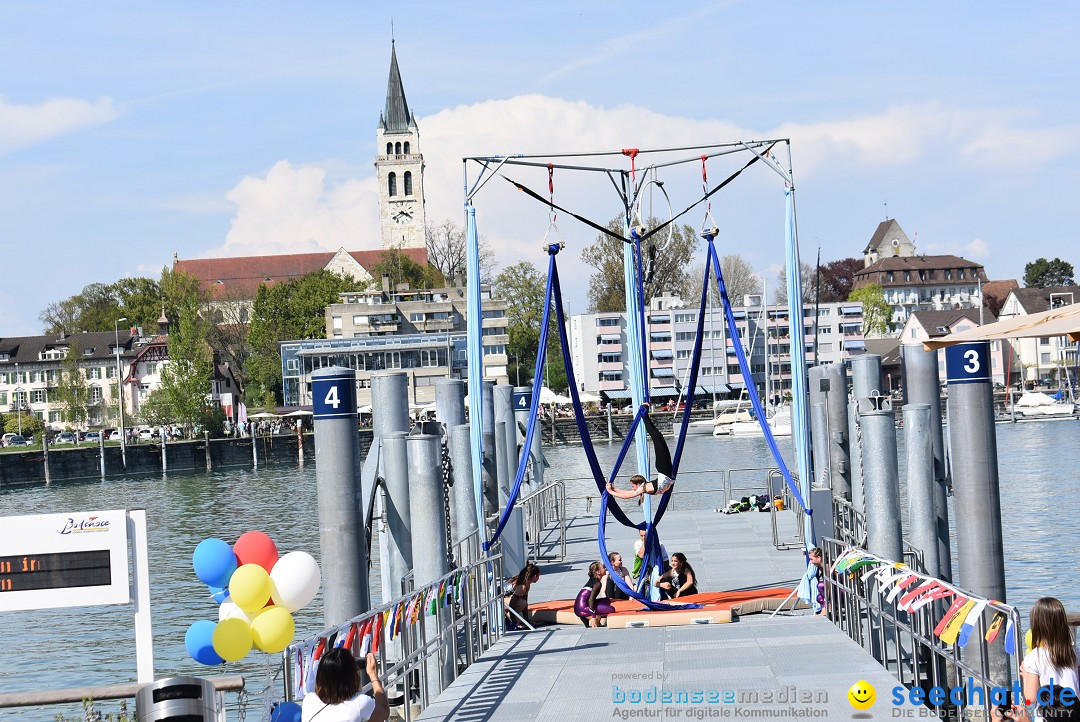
[376,42,426,250]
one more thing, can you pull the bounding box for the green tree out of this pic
[53,344,91,426]
[247,270,370,405]
[371,247,443,291]
[580,216,699,312]
[849,284,892,336]
[2,412,44,440]
[39,277,161,334]
[151,268,215,434]
[1023,257,1075,288]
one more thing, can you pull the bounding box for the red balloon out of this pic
[234,530,278,572]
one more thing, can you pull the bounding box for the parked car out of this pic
[104,429,123,441]
[138,428,157,441]
[54,431,77,445]
[84,431,102,443]
[3,434,31,447]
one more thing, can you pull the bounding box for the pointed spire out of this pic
[381,41,413,133]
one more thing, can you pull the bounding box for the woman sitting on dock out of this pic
[505,562,541,629]
[1020,596,1079,719]
[600,552,633,601]
[654,553,698,600]
[301,647,389,722]
[575,561,617,628]
[605,411,675,502]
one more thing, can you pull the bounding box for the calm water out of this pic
[1,420,1078,719]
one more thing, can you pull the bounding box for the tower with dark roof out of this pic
[376,41,426,250]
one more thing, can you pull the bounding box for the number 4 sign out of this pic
[313,371,357,419]
[944,342,991,385]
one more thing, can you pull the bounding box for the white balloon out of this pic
[270,551,321,613]
[218,601,253,623]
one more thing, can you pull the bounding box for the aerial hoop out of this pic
[698,156,721,240]
[632,168,676,251]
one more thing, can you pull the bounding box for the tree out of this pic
[774,262,815,305]
[39,277,162,334]
[816,257,864,302]
[425,219,495,286]
[153,268,215,434]
[53,344,91,426]
[246,269,370,405]
[1024,257,1075,288]
[686,254,760,308]
[849,284,892,336]
[371,247,443,291]
[580,217,698,312]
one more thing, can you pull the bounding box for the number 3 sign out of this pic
[944,342,991,385]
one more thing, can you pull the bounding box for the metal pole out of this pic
[434,379,466,430]
[945,342,1008,684]
[903,403,939,578]
[514,386,543,493]
[115,317,128,471]
[312,366,369,627]
[449,423,479,552]
[810,402,829,489]
[99,433,106,480]
[382,433,413,597]
[204,431,212,471]
[251,428,258,469]
[161,431,167,474]
[847,399,864,516]
[901,343,952,581]
[42,432,51,485]
[480,380,498,523]
[406,434,454,694]
[370,372,411,608]
[851,353,882,401]
[859,401,903,562]
[824,364,852,499]
[495,384,527,574]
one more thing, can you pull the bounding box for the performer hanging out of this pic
[605,406,675,501]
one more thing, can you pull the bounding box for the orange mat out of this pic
[528,587,794,627]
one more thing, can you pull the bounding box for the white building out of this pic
[997,286,1080,385]
[899,309,1011,387]
[567,296,866,403]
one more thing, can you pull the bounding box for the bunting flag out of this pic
[341,622,359,651]
[313,637,327,662]
[934,597,969,637]
[439,579,449,607]
[886,575,920,604]
[372,612,385,654]
[898,580,938,609]
[985,611,1006,643]
[429,585,439,616]
[939,599,976,645]
[1003,618,1017,655]
[957,600,990,648]
[908,587,953,613]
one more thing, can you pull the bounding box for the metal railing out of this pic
[820,538,1024,719]
[568,466,786,513]
[767,469,804,550]
[284,550,509,721]
[516,478,566,561]
[832,496,927,572]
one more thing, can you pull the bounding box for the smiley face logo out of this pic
[847,680,876,710]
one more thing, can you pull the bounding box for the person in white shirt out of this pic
[1021,597,1079,720]
[301,647,389,722]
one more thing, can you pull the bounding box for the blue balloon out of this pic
[185,620,225,666]
[208,585,230,604]
[193,538,237,588]
[270,701,302,722]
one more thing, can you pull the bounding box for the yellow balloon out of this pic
[1025,629,1033,654]
[230,564,272,613]
[212,617,253,662]
[251,606,296,654]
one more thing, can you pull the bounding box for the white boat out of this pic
[728,407,792,438]
[687,399,750,435]
[711,409,754,436]
[1014,391,1076,418]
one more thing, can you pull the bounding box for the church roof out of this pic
[863,219,910,255]
[380,42,414,133]
[174,247,429,300]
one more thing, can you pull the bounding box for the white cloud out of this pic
[0,96,119,155]
[924,237,990,260]
[209,95,1062,273]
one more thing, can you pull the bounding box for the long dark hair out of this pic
[513,562,541,587]
[672,553,697,583]
[1031,597,1076,670]
[314,647,360,705]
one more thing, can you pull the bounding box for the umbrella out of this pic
[283,409,313,417]
[358,405,372,414]
[249,411,279,419]
[538,387,559,404]
[578,392,602,403]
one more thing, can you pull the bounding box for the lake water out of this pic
[1,419,1077,719]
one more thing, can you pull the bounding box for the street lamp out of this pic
[115,317,128,469]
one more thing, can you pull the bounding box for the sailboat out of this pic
[1013,391,1076,418]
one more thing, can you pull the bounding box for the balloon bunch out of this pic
[185,530,321,665]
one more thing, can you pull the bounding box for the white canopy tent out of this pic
[924,303,1080,350]
[578,392,602,403]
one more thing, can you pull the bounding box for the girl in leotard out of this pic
[574,561,616,628]
[504,562,541,629]
[655,553,698,600]
[606,411,675,503]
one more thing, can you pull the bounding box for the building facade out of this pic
[997,286,1080,385]
[567,296,866,402]
[899,309,1011,387]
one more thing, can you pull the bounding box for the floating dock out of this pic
[417,509,922,720]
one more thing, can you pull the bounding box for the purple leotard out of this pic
[574,578,615,622]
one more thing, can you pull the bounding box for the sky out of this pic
[3,2,1079,335]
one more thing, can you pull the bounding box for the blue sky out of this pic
[3,2,1078,335]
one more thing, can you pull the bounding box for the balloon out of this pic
[230,564,272,613]
[251,606,296,654]
[208,585,230,604]
[234,530,278,572]
[270,701,302,722]
[270,551,322,612]
[192,538,237,588]
[212,617,253,662]
[185,620,224,666]
[219,601,253,623]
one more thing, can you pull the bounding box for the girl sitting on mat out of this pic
[600,552,633,601]
[575,561,616,628]
[654,553,698,600]
[504,562,541,630]
[606,411,675,502]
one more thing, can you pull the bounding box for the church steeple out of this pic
[375,41,426,250]
[379,41,414,133]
